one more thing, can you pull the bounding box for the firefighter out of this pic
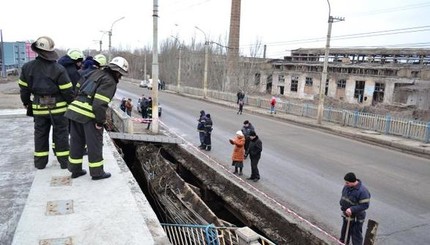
[203,113,213,151]
[18,36,74,169]
[340,172,371,245]
[58,48,85,90]
[76,54,107,92]
[65,56,129,180]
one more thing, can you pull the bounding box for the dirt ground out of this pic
[0,76,23,109]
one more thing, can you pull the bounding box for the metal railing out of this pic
[161,223,276,245]
[167,84,430,143]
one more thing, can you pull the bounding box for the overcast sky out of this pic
[1,0,430,58]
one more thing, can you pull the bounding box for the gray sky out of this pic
[1,0,430,58]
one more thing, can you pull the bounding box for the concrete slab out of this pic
[0,109,169,245]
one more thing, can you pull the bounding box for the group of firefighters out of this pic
[18,35,129,180]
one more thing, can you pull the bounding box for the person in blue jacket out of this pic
[339,172,371,245]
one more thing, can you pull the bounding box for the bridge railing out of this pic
[161,223,276,245]
[167,84,430,143]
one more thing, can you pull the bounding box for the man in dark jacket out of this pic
[339,172,371,245]
[242,120,255,157]
[18,36,74,169]
[65,56,129,180]
[197,110,206,148]
[246,131,262,182]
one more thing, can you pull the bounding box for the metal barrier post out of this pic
[328,106,332,122]
[353,109,359,128]
[425,122,430,143]
[385,114,391,135]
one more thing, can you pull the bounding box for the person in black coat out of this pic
[246,131,262,182]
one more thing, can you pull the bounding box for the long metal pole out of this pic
[177,47,182,92]
[151,0,159,133]
[1,29,6,78]
[203,42,208,99]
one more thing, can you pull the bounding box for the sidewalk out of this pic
[0,109,169,245]
[199,95,430,159]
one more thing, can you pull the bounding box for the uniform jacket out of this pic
[204,116,213,133]
[58,55,82,89]
[197,112,206,132]
[248,136,262,158]
[18,57,74,116]
[64,68,118,125]
[230,135,245,161]
[339,180,371,219]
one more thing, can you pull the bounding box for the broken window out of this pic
[254,73,261,85]
[291,77,299,92]
[411,71,420,78]
[278,74,285,83]
[354,81,365,103]
[373,82,385,104]
[305,77,313,86]
[337,79,346,88]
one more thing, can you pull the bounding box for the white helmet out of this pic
[32,36,56,52]
[108,56,129,75]
[94,54,107,66]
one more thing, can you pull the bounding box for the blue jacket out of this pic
[58,55,82,89]
[339,180,371,219]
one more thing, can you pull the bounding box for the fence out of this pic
[167,84,430,143]
[161,223,276,245]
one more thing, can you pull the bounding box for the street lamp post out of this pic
[316,0,344,124]
[108,16,125,61]
[195,26,208,99]
[171,35,182,92]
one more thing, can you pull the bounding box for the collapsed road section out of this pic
[112,137,336,245]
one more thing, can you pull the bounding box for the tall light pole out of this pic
[171,35,182,92]
[316,0,344,124]
[151,0,159,133]
[108,16,125,61]
[195,26,208,99]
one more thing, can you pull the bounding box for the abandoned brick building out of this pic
[259,48,430,110]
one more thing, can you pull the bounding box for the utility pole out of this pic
[316,0,344,124]
[151,0,159,133]
[195,26,208,99]
[171,35,182,92]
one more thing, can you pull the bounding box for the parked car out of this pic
[139,80,150,88]
[136,97,162,117]
[147,79,161,90]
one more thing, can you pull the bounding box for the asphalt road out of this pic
[117,81,430,245]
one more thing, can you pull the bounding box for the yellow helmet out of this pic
[67,48,84,61]
[94,54,107,66]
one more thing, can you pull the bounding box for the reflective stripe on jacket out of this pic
[18,57,74,115]
[64,68,117,125]
[340,180,371,219]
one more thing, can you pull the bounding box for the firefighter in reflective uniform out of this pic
[64,57,129,180]
[58,48,84,90]
[203,113,213,151]
[77,54,107,91]
[18,36,74,169]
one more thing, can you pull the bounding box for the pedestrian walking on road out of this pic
[229,130,245,175]
[236,89,245,104]
[247,131,262,182]
[18,36,74,170]
[270,96,277,114]
[65,56,129,180]
[339,172,371,245]
[237,98,244,114]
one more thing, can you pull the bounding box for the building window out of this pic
[291,77,299,92]
[337,79,346,88]
[278,75,285,83]
[305,77,313,86]
[254,73,261,85]
[411,71,420,78]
